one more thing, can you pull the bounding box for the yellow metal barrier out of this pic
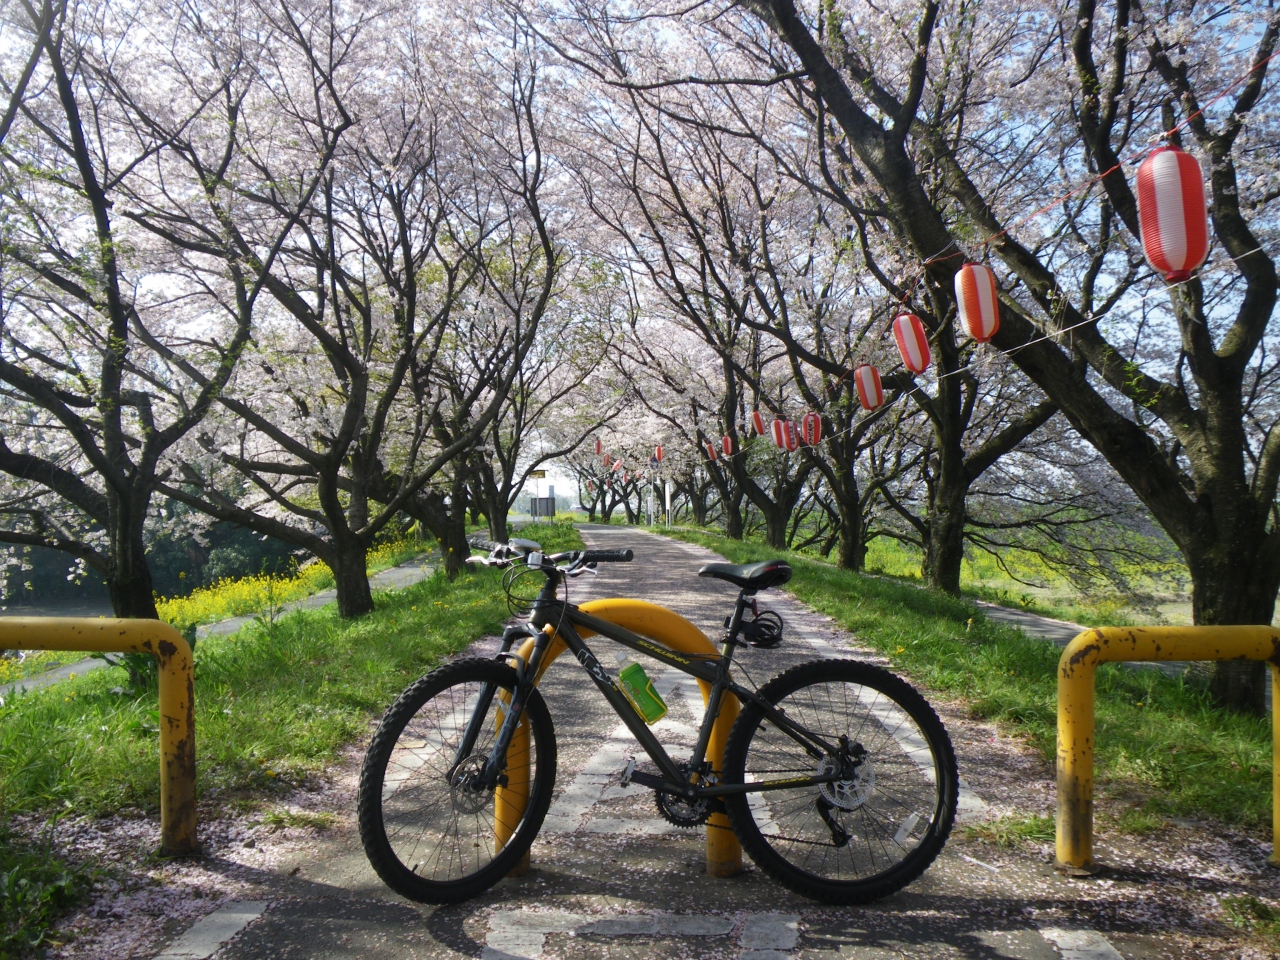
[1057,625,1280,874]
[497,599,743,878]
[0,618,198,855]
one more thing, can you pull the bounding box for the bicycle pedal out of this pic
[619,757,636,787]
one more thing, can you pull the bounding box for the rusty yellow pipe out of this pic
[496,599,743,878]
[0,618,197,855]
[1056,625,1280,874]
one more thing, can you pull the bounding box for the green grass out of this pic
[962,814,1055,849]
[0,823,89,958]
[661,527,1273,831]
[863,530,1183,627]
[254,808,336,831]
[1221,894,1280,950]
[0,651,76,687]
[0,522,580,818]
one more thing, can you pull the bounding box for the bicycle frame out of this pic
[473,580,850,802]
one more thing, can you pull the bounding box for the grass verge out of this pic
[0,522,580,817]
[962,814,1055,849]
[660,527,1272,830]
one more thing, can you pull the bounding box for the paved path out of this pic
[0,553,438,699]
[973,600,1193,681]
[143,525,1173,960]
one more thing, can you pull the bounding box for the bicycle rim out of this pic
[724,659,956,902]
[359,659,554,901]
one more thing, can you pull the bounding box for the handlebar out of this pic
[582,549,634,564]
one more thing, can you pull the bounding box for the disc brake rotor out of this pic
[818,754,873,811]
[449,755,492,814]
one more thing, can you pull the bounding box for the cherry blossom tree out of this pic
[154,4,565,606]
[0,0,339,616]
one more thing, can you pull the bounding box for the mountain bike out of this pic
[357,536,957,905]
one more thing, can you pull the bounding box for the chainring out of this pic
[654,764,714,828]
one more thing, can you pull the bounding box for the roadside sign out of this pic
[528,470,547,479]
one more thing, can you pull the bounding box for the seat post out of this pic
[722,590,752,652]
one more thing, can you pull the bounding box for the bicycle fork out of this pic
[449,625,541,793]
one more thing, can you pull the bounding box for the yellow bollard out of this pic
[500,599,743,878]
[1056,625,1280,874]
[0,618,197,855]
[494,714,532,877]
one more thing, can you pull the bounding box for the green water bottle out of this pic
[615,654,668,724]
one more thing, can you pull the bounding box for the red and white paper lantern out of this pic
[954,263,1000,342]
[854,364,884,411]
[751,410,766,436]
[892,313,931,374]
[770,419,788,449]
[1137,145,1209,283]
[587,479,595,493]
[801,412,823,446]
[722,434,734,456]
[612,458,623,473]
[602,453,611,469]
[655,444,664,462]
[705,441,718,462]
[595,437,602,455]
[784,420,800,452]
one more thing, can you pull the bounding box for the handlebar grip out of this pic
[582,549,634,563]
[467,537,500,552]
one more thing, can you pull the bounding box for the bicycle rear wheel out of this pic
[722,659,957,904]
[358,657,556,903]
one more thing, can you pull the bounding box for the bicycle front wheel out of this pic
[358,657,556,903]
[722,659,957,904]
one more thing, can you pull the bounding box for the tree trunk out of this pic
[107,537,160,618]
[922,474,966,594]
[1191,540,1280,714]
[836,507,865,572]
[330,538,373,618]
[723,491,744,539]
[763,506,789,550]
[485,476,509,542]
[443,472,471,580]
[107,498,159,618]
[688,486,708,526]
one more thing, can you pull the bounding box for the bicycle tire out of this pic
[722,659,957,904]
[358,657,556,903]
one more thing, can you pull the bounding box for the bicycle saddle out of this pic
[697,560,792,593]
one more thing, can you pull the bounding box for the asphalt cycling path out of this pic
[160,525,1154,960]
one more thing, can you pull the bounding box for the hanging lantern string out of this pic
[1156,49,1280,144]
[685,244,1271,468]
[880,48,1280,321]
[719,239,1272,465]
[674,237,1266,469]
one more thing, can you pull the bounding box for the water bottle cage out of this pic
[738,609,784,648]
